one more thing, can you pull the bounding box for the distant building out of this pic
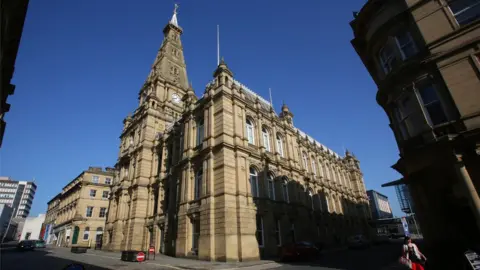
[367,190,393,220]
[0,204,16,241]
[45,167,114,248]
[0,177,37,218]
[382,179,415,214]
[20,214,45,240]
[0,0,29,148]
[43,193,61,244]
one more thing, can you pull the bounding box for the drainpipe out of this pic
[454,154,480,232]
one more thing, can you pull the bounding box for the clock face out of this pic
[172,93,181,104]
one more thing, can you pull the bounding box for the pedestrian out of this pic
[401,236,427,270]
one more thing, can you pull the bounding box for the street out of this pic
[0,240,407,270]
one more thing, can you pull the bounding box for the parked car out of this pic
[35,240,46,248]
[347,234,371,249]
[280,241,321,261]
[17,240,35,251]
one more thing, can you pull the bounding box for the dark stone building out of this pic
[350,0,480,268]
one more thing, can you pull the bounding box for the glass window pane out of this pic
[426,103,448,126]
[419,84,440,105]
[449,0,480,25]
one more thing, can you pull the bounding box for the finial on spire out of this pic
[170,3,179,26]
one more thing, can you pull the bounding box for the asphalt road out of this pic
[0,239,407,270]
[276,240,406,270]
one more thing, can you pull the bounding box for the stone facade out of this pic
[46,167,114,248]
[103,7,371,261]
[350,0,480,268]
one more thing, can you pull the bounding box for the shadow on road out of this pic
[0,249,113,270]
[278,242,404,270]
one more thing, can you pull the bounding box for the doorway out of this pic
[71,226,80,245]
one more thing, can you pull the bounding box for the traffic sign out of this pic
[149,246,155,253]
[136,252,145,262]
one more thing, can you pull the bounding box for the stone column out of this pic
[455,154,480,232]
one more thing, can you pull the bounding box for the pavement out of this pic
[0,239,409,270]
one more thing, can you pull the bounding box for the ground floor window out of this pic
[256,215,264,247]
[192,218,200,252]
[290,222,296,243]
[275,218,281,246]
[83,227,90,240]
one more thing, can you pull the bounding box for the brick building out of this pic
[103,6,371,261]
[350,0,480,268]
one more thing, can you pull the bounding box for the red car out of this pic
[280,241,322,261]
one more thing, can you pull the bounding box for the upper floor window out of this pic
[102,191,109,199]
[276,134,284,157]
[105,178,112,185]
[418,83,448,126]
[392,80,448,140]
[89,189,96,198]
[311,159,317,177]
[86,206,93,217]
[246,119,255,144]
[196,118,204,146]
[262,127,271,152]
[92,176,99,184]
[302,152,309,172]
[379,31,418,75]
[194,168,203,200]
[267,173,275,200]
[395,32,418,60]
[249,167,259,197]
[448,0,480,26]
[379,45,397,74]
[99,207,107,218]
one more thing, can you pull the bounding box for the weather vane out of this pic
[173,3,179,14]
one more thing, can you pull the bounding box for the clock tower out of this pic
[139,3,189,119]
[105,5,190,252]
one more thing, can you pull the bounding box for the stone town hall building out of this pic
[103,7,371,261]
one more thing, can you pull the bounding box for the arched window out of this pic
[276,134,284,157]
[249,167,259,197]
[246,119,255,144]
[194,167,203,200]
[302,152,309,172]
[311,159,317,177]
[282,178,289,203]
[267,173,275,200]
[196,118,204,146]
[262,127,271,152]
[83,227,90,240]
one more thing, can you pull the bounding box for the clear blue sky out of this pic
[1,0,404,217]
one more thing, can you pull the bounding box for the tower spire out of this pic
[170,3,179,27]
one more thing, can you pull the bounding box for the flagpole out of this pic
[217,25,220,66]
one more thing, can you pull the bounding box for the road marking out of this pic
[228,262,283,270]
[70,252,192,270]
[144,261,184,269]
